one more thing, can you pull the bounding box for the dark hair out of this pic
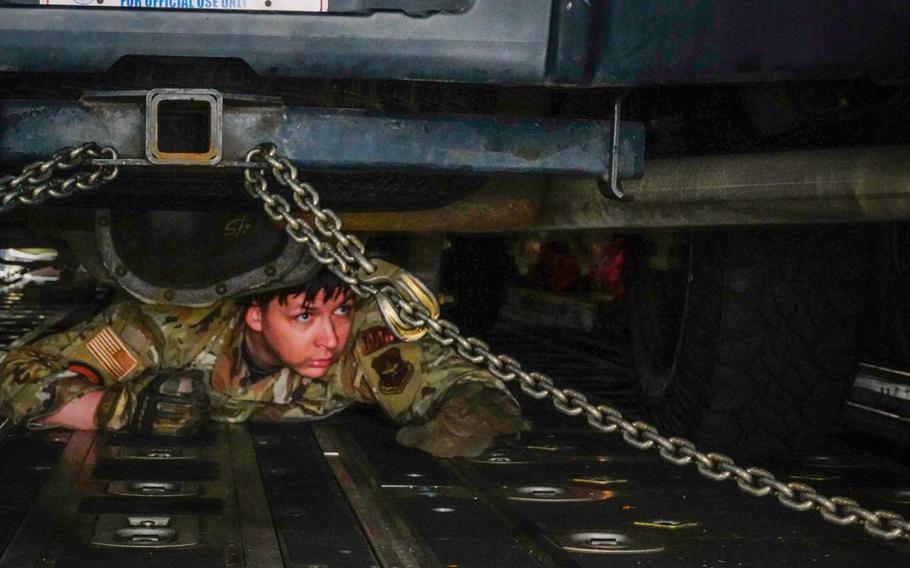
[238,266,353,310]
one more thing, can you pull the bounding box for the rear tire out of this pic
[440,236,515,337]
[627,226,868,460]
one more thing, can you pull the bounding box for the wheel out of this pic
[439,236,515,337]
[626,226,869,460]
[865,223,910,367]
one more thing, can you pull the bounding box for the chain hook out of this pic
[358,259,440,342]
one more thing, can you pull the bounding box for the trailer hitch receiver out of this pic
[146,88,223,165]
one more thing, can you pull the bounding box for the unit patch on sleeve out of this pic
[359,326,400,356]
[371,347,414,395]
[86,327,138,381]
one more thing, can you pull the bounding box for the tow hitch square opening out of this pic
[157,100,211,153]
[146,89,222,165]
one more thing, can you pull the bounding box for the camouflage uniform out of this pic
[0,297,524,452]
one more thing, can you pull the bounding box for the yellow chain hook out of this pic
[358,259,440,342]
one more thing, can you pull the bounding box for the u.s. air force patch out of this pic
[371,347,414,395]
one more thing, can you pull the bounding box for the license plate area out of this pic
[34,0,474,16]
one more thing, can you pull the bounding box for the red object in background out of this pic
[529,242,581,293]
[549,253,581,293]
[593,238,625,298]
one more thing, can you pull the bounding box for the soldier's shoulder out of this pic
[116,298,241,332]
[351,298,384,331]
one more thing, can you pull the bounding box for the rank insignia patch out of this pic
[86,327,138,381]
[360,326,400,356]
[371,347,414,395]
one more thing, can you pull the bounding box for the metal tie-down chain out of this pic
[1,143,906,543]
[0,143,119,212]
[241,143,910,543]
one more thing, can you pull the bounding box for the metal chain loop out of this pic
[241,143,909,543]
[0,143,119,212]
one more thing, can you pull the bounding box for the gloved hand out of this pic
[95,370,209,436]
[396,382,530,458]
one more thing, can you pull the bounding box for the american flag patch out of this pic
[86,327,138,381]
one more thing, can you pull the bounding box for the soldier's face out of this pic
[246,289,355,379]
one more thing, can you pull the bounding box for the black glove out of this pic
[96,370,209,436]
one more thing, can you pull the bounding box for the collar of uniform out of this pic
[211,317,321,403]
[240,334,282,386]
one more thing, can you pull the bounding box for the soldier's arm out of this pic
[39,390,104,429]
[0,301,164,429]
[352,305,529,457]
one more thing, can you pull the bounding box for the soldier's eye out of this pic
[296,312,311,322]
[335,305,352,316]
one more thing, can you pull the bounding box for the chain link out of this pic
[243,142,909,543]
[0,143,119,212]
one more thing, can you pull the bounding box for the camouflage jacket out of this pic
[0,298,516,431]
